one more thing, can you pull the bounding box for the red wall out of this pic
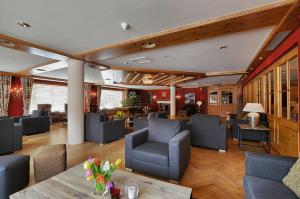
[242,27,300,154]
[135,87,207,113]
[8,76,23,116]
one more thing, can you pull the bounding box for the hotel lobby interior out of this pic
[0,0,300,198]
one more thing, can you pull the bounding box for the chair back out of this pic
[0,118,14,155]
[148,118,181,144]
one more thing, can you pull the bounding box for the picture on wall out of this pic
[185,93,195,104]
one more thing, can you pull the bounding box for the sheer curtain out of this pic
[0,75,11,116]
[21,77,33,116]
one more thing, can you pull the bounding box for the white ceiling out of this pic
[37,65,105,84]
[0,46,53,73]
[180,75,242,87]
[102,27,273,73]
[0,0,282,54]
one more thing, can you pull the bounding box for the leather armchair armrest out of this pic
[125,128,148,168]
[218,123,227,151]
[245,152,297,182]
[169,130,191,181]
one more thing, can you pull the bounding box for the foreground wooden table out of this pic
[10,164,192,199]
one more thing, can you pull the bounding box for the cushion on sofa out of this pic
[244,176,298,199]
[132,141,169,167]
[148,119,181,144]
[283,158,300,198]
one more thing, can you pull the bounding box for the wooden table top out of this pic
[238,124,270,131]
[10,164,192,199]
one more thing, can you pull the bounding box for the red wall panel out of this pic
[8,76,24,116]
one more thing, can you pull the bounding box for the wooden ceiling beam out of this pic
[80,1,293,62]
[206,70,248,77]
[241,0,300,83]
[129,73,141,83]
[165,77,196,85]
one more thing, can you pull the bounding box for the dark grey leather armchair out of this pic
[244,152,298,199]
[133,112,168,131]
[125,118,190,181]
[190,114,227,151]
[0,155,30,199]
[0,118,14,155]
[19,110,50,135]
[85,112,125,144]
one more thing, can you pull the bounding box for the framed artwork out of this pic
[161,91,167,98]
[185,93,195,104]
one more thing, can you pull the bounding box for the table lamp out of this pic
[243,103,265,128]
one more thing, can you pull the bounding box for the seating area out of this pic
[0,1,300,199]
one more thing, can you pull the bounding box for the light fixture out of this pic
[243,103,265,128]
[10,87,22,98]
[259,57,263,60]
[176,95,181,99]
[16,20,31,28]
[0,39,15,47]
[219,46,227,50]
[142,74,154,84]
[141,41,156,49]
[152,95,157,99]
[36,68,47,72]
[121,22,130,30]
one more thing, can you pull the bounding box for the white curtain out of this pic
[21,77,33,116]
[0,75,11,116]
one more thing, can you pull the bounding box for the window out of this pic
[100,89,123,109]
[30,84,68,113]
[221,91,233,104]
[289,57,298,121]
[209,91,218,104]
[269,71,275,115]
[278,63,288,118]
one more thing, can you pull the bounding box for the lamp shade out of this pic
[243,103,265,113]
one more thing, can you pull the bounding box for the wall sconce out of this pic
[91,92,97,97]
[176,95,181,99]
[10,87,22,98]
[152,95,157,99]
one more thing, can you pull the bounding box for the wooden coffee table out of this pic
[10,164,192,199]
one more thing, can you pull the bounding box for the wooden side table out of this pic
[238,124,270,153]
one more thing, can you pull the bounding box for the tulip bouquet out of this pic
[83,157,121,195]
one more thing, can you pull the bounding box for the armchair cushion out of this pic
[133,142,169,167]
[244,176,298,199]
[148,119,181,144]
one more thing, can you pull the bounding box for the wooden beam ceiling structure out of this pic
[240,0,300,83]
[78,0,294,65]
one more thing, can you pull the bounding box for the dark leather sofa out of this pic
[84,112,125,144]
[189,114,227,151]
[133,112,168,131]
[19,110,51,135]
[125,118,191,181]
[0,155,30,199]
[0,118,23,155]
[244,152,298,199]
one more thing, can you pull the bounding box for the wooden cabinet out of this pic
[207,85,240,117]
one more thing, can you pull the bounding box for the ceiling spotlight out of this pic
[0,39,15,47]
[36,68,47,72]
[123,62,129,65]
[16,20,31,28]
[163,55,169,58]
[219,46,227,50]
[121,22,130,30]
[141,41,156,49]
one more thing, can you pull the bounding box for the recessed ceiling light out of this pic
[0,39,15,47]
[163,55,169,58]
[141,41,156,49]
[121,22,130,30]
[123,62,129,65]
[16,20,31,28]
[219,46,227,50]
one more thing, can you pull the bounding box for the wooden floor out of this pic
[15,124,249,199]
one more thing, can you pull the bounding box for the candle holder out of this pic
[125,180,139,199]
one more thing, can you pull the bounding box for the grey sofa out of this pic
[125,118,191,181]
[0,155,30,199]
[133,112,168,131]
[19,110,50,135]
[0,118,15,155]
[244,152,298,199]
[190,114,227,151]
[84,112,125,144]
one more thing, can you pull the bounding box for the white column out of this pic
[170,85,176,119]
[67,58,84,145]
